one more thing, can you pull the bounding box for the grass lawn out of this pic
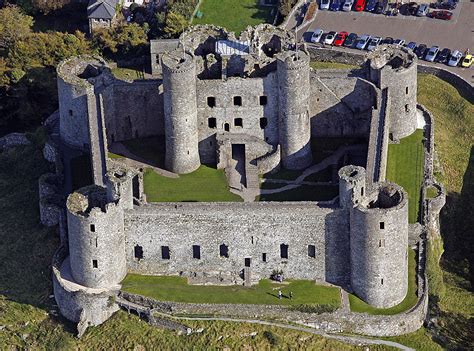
[259,184,338,201]
[425,185,439,199]
[310,61,360,70]
[144,165,242,202]
[111,67,145,81]
[192,0,274,34]
[386,129,424,223]
[122,276,341,307]
[349,249,418,315]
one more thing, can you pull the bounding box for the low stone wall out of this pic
[307,47,367,67]
[119,290,427,337]
[417,65,473,100]
[38,173,62,227]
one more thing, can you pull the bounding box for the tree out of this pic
[0,5,33,51]
[278,0,297,17]
[31,0,72,14]
[93,23,148,59]
[164,12,188,37]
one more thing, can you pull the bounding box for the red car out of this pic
[333,31,349,46]
[429,10,453,20]
[355,0,367,11]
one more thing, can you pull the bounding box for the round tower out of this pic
[277,50,312,170]
[350,182,409,308]
[367,45,418,140]
[57,56,109,149]
[162,51,200,174]
[66,185,126,289]
[338,165,366,208]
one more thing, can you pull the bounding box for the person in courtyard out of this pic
[278,290,282,299]
[289,291,293,300]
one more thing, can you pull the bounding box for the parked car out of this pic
[400,2,418,15]
[355,34,371,50]
[374,1,385,13]
[311,29,324,43]
[425,46,439,61]
[429,10,453,20]
[416,3,429,16]
[415,43,428,58]
[355,0,366,11]
[461,54,473,68]
[365,0,377,11]
[432,0,457,10]
[343,0,354,11]
[330,0,344,10]
[320,0,331,10]
[343,32,358,47]
[406,42,417,51]
[381,37,394,45]
[447,50,462,66]
[435,48,451,63]
[393,39,406,46]
[324,31,338,45]
[334,31,349,46]
[367,36,382,51]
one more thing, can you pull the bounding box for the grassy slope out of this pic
[144,165,242,202]
[349,249,418,315]
[192,0,274,33]
[386,129,425,223]
[310,61,359,70]
[122,277,341,307]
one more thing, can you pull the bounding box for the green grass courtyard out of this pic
[192,0,275,34]
[121,276,341,307]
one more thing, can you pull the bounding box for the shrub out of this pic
[263,330,280,346]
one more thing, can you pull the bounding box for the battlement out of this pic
[57,56,111,87]
[361,182,407,211]
[367,45,417,72]
[66,185,118,217]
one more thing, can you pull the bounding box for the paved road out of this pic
[297,1,474,83]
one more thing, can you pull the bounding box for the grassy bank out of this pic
[310,61,360,70]
[349,249,418,315]
[192,0,274,34]
[122,276,341,307]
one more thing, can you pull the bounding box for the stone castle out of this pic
[42,25,424,329]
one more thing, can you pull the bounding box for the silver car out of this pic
[311,29,324,43]
[355,34,371,50]
[417,4,429,16]
[320,0,331,10]
[448,50,462,66]
[343,0,354,11]
[425,46,439,62]
[367,37,382,51]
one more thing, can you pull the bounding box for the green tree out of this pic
[93,23,148,59]
[164,12,188,37]
[0,5,33,51]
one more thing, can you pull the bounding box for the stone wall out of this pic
[38,173,62,227]
[124,202,349,286]
[307,47,367,67]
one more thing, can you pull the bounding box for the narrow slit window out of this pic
[405,104,409,112]
[381,278,384,285]
[406,87,409,94]
[69,109,73,116]
[90,224,95,232]
[193,245,201,259]
[262,253,267,262]
[280,244,289,259]
[380,222,385,230]
[161,246,170,260]
[92,259,98,268]
[361,187,364,196]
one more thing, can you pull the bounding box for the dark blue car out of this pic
[330,0,343,11]
[365,0,377,11]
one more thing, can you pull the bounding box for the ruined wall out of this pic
[196,74,279,164]
[125,202,349,286]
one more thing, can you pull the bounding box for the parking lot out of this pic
[299,1,473,83]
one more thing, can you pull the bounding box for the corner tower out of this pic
[350,182,409,308]
[367,45,418,140]
[162,51,200,174]
[277,50,312,170]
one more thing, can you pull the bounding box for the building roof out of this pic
[215,40,250,56]
[87,0,119,20]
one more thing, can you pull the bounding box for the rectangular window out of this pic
[380,222,385,230]
[90,224,95,232]
[260,117,268,129]
[406,87,409,94]
[69,109,73,116]
[92,259,98,268]
[233,96,242,106]
[234,118,243,127]
[245,257,251,267]
[208,118,216,128]
[361,187,364,196]
[193,245,201,259]
[381,278,384,285]
[161,246,170,260]
[308,245,316,258]
[219,244,229,258]
[259,96,267,105]
[134,245,143,260]
[280,244,289,259]
[262,253,267,262]
[207,97,216,108]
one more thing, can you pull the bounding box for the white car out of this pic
[448,50,462,66]
[324,31,337,45]
[367,37,382,51]
[311,29,324,43]
[425,46,439,62]
[343,0,354,11]
[393,39,405,46]
[320,0,331,10]
[355,34,371,50]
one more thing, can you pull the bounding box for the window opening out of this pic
[161,246,170,260]
[245,257,251,267]
[92,260,98,268]
[224,123,230,132]
[219,244,229,258]
[262,253,267,262]
[90,224,95,232]
[134,245,143,260]
[380,222,385,229]
[260,117,268,129]
[259,96,267,105]
[308,245,316,258]
[208,118,216,128]
[233,96,242,106]
[207,97,216,108]
[234,118,243,127]
[193,245,201,259]
[280,244,289,259]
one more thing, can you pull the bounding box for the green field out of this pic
[144,165,242,202]
[192,0,274,34]
[349,249,418,315]
[386,129,424,223]
[122,276,341,307]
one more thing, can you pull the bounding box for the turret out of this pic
[105,168,136,210]
[66,185,126,289]
[162,51,200,174]
[367,45,418,140]
[277,50,312,170]
[350,182,409,308]
[338,165,366,208]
